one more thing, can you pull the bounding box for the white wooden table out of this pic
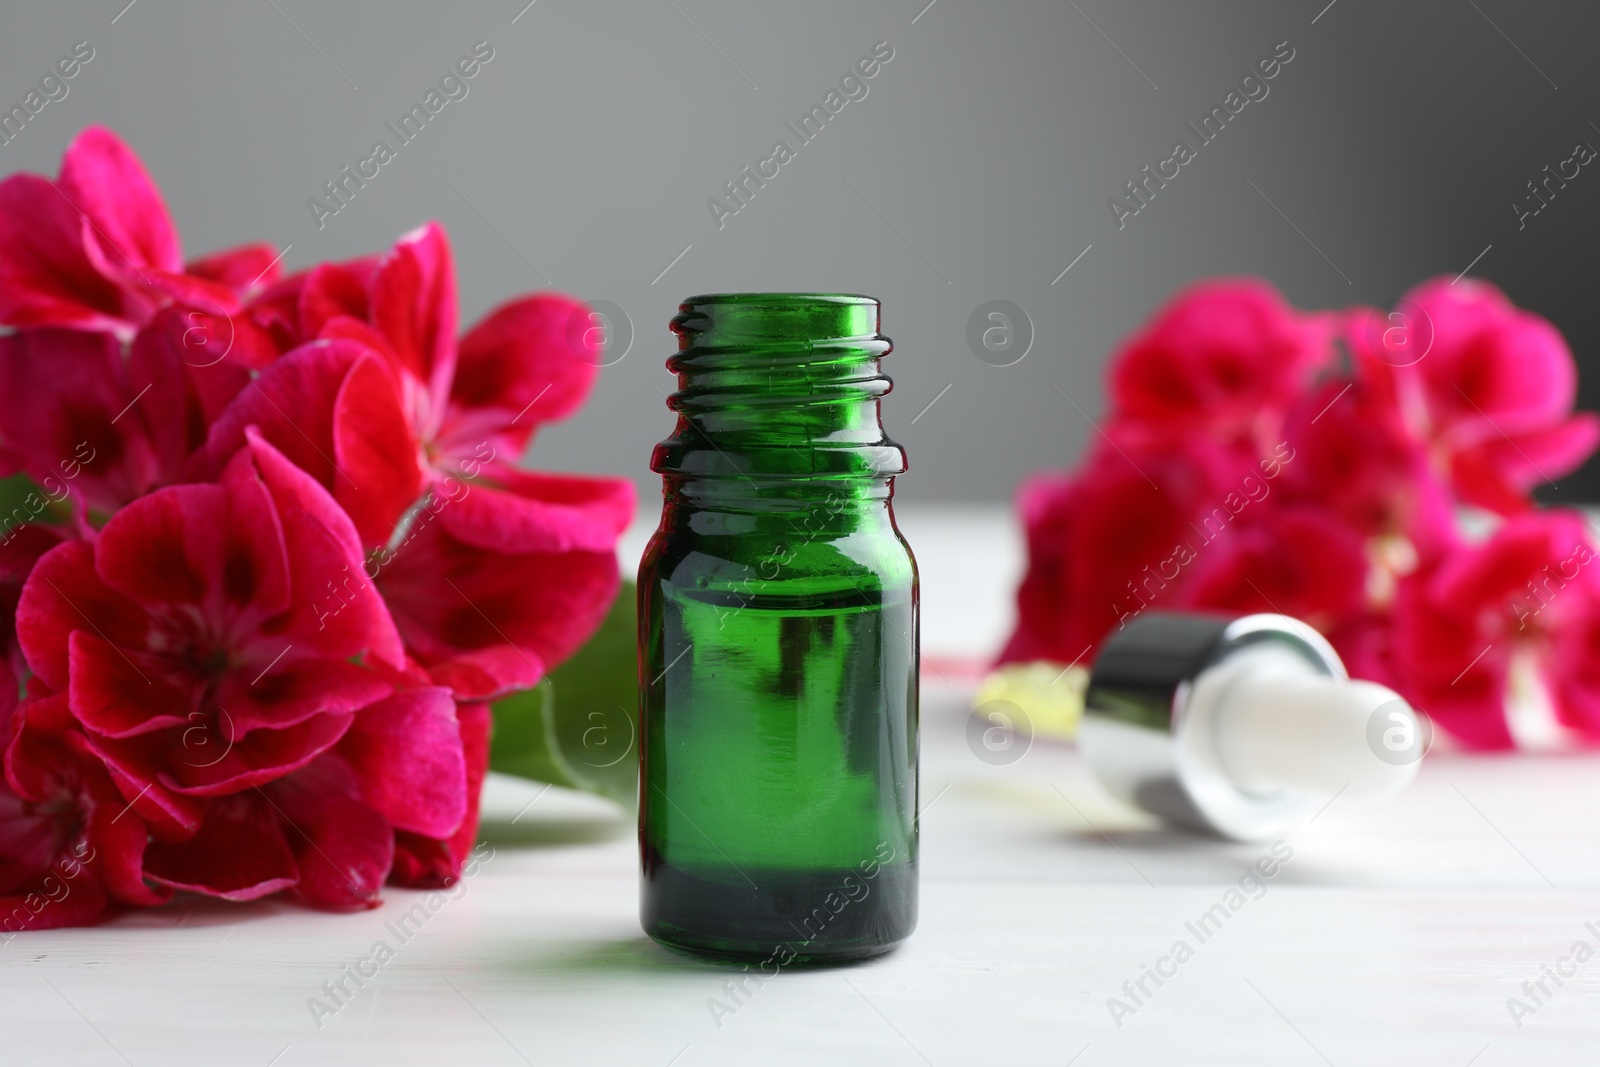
[7,507,1598,1066]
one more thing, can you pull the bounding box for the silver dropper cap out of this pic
[1078,611,1354,841]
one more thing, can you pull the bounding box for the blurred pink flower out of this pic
[999,442,1240,665]
[1004,274,1600,753]
[1349,278,1600,514]
[1392,510,1600,748]
[1108,278,1333,456]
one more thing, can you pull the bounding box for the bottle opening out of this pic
[674,293,882,350]
[654,292,905,484]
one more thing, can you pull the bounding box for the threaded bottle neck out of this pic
[652,293,907,486]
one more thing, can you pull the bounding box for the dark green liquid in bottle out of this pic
[638,294,919,963]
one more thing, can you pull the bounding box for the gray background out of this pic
[3,0,1597,507]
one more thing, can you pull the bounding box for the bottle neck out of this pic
[651,294,906,507]
[658,475,899,534]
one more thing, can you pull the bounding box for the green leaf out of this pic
[0,473,69,534]
[0,474,36,526]
[489,579,639,808]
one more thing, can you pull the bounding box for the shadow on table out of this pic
[1049,825,1286,883]
[476,811,629,848]
[486,932,900,979]
[488,935,704,978]
[1063,825,1231,854]
[104,893,297,930]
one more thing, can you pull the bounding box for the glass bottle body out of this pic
[638,294,919,963]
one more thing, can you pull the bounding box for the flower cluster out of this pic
[0,127,632,929]
[1001,277,1600,750]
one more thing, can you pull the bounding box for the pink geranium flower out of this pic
[1180,503,1369,632]
[999,442,1240,665]
[1392,510,1600,748]
[0,128,291,503]
[17,433,402,834]
[0,311,257,516]
[1,691,168,931]
[138,679,467,909]
[0,126,280,337]
[1002,274,1600,755]
[0,125,639,921]
[1349,278,1600,514]
[1278,375,1450,548]
[190,223,633,701]
[1108,278,1333,456]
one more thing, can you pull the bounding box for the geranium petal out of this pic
[84,733,205,840]
[241,431,404,667]
[390,701,489,889]
[1108,278,1330,449]
[4,693,73,803]
[185,339,364,486]
[1451,415,1600,514]
[0,874,109,931]
[998,445,1239,665]
[68,631,201,738]
[378,518,619,700]
[94,483,219,603]
[156,708,354,796]
[186,242,283,297]
[1182,505,1369,627]
[215,659,389,734]
[0,327,160,512]
[17,541,149,694]
[129,308,256,472]
[270,754,393,910]
[143,794,299,901]
[338,686,466,838]
[369,221,457,407]
[332,352,427,546]
[452,292,600,439]
[72,731,170,906]
[1430,512,1587,611]
[57,126,182,276]
[0,174,128,331]
[437,464,635,555]
[298,259,377,338]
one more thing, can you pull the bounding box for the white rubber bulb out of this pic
[1217,674,1422,804]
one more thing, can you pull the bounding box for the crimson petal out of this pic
[332,352,428,546]
[240,432,405,667]
[186,242,284,296]
[68,631,201,738]
[438,464,634,556]
[378,518,619,700]
[185,339,364,486]
[153,709,354,796]
[270,754,393,910]
[57,126,182,277]
[369,222,457,408]
[0,174,129,331]
[70,730,170,907]
[214,659,389,735]
[338,686,466,838]
[143,794,298,901]
[390,701,489,888]
[0,328,160,512]
[451,292,600,444]
[17,541,149,694]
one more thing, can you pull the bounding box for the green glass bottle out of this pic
[638,293,919,963]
